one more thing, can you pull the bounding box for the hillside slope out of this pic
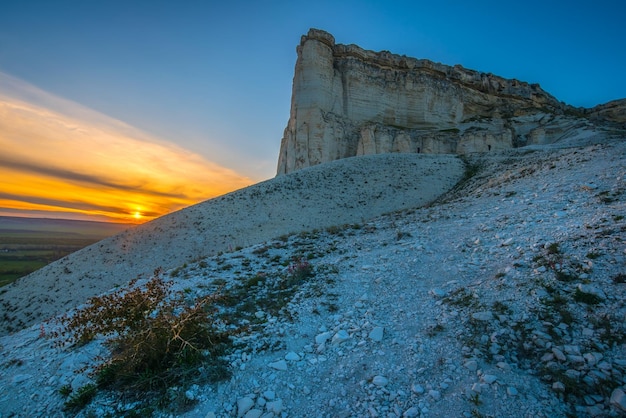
[0,153,463,336]
[0,133,624,417]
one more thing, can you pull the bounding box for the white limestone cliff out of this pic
[277,29,620,175]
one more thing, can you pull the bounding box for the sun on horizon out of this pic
[0,75,255,224]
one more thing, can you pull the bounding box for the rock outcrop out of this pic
[277,29,621,174]
[585,98,626,126]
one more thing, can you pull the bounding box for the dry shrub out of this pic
[51,268,230,411]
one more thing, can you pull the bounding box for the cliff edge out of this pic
[277,29,623,175]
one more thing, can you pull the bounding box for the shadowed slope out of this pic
[0,153,464,335]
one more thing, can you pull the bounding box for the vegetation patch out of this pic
[49,268,230,414]
[572,288,602,305]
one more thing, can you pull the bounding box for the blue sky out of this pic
[0,0,624,220]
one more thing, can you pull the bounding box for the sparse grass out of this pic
[585,251,602,259]
[64,384,97,411]
[396,230,412,240]
[555,270,577,282]
[59,384,72,396]
[426,323,445,337]
[492,300,512,315]
[613,274,626,284]
[469,392,482,406]
[573,288,602,305]
[546,242,560,255]
[443,288,480,309]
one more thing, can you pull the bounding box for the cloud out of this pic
[0,72,253,222]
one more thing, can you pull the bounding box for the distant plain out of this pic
[0,217,131,286]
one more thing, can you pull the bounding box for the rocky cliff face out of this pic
[277,29,620,174]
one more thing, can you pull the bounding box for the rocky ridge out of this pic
[0,133,625,417]
[277,29,618,174]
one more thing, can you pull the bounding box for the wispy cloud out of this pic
[0,72,253,222]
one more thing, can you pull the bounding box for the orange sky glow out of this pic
[0,74,254,223]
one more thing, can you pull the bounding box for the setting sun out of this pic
[0,79,255,223]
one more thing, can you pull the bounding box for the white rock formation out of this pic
[277,29,619,174]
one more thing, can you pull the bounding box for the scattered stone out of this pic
[372,376,388,386]
[430,288,446,298]
[482,374,497,384]
[507,387,519,396]
[315,332,333,345]
[403,406,420,417]
[472,311,494,321]
[237,397,255,418]
[285,352,301,361]
[411,383,425,394]
[268,360,288,371]
[266,399,283,415]
[552,382,566,393]
[552,348,567,362]
[577,284,606,300]
[331,330,350,345]
[369,326,384,342]
[501,238,514,246]
[464,360,478,371]
[244,410,263,418]
[428,389,441,401]
[610,388,626,412]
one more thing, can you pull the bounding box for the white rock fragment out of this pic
[331,330,350,345]
[372,375,388,386]
[471,311,494,321]
[244,410,263,418]
[501,238,514,246]
[315,331,333,345]
[411,383,425,394]
[611,388,626,412]
[428,389,441,401]
[507,386,519,396]
[369,326,384,342]
[263,390,276,400]
[430,288,446,298]
[481,374,497,384]
[237,397,255,418]
[285,351,300,361]
[552,347,566,362]
[464,360,478,371]
[403,406,420,417]
[497,361,511,371]
[266,399,283,414]
[268,360,288,371]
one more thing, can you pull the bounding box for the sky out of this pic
[0,0,624,223]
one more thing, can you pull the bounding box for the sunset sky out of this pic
[1,0,624,223]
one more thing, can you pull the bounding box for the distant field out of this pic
[0,216,133,287]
